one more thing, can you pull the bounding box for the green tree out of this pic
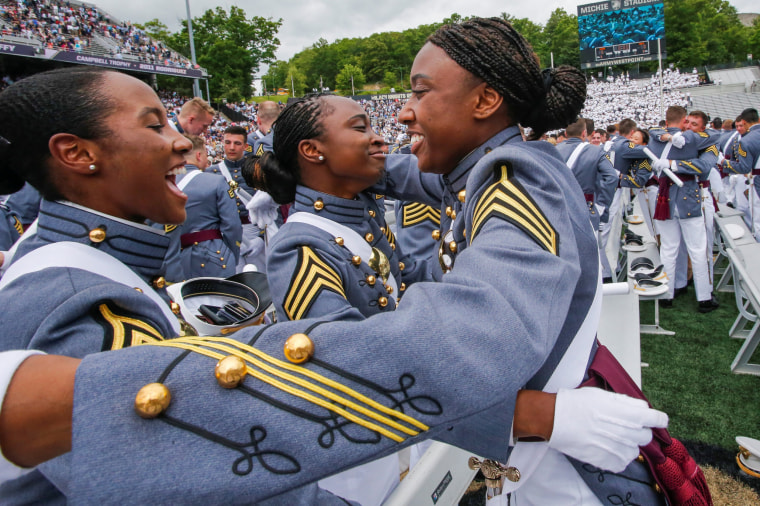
[500,13,547,66]
[664,0,746,68]
[543,8,579,67]
[169,6,281,101]
[135,19,171,41]
[749,18,760,65]
[383,70,399,89]
[335,63,365,94]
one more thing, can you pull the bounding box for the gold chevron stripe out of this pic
[164,224,178,233]
[737,144,747,158]
[151,336,428,442]
[384,225,396,249]
[677,161,701,174]
[705,145,719,157]
[402,203,441,227]
[284,246,345,320]
[472,164,557,255]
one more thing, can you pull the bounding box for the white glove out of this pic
[670,131,686,149]
[246,191,279,229]
[717,153,725,165]
[548,387,669,473]
[652,159,670,175]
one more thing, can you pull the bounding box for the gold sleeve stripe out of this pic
[738,144,747,158]
[164,224,178,233]
[705,145,719,157]
[402,203,442,227]
[677,161,701,174]
[97,303,164,350]
[152,336,428,442]
[384,225,396,249]
[472,164,558,255]
[284,246,345,320]
[640,160,652,170]
[12,216,22,236]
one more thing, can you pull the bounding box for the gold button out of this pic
[134,383,171,419]
[335,237,345,246]
[152,277,166,289]
[220,257,224,261]
[449,241,458,253]
[399,262,405,271]
[194,242,199,246]
[400,283,406,291]
[365,233,374,242]
[366,275,376,286]
[385,285,393,294]
[215,356,247,388]
[217,250,221,254]
[463,229,467,238]
[352,255,362,266]
[432,230,441,241]
[170,302,181,315]
[134,287,143,293]
[222,264,226,269]
[684,197,687,200]
[314,199,324,211]
[654,483,662,494]
[391,243,396,251]
[687,213,691,216]
[88,227,106,243]
[201,263,205,268]
[368,209,376,218]
[446,206,452,217]
[505,467,520,482]
[484,147,492,154]
[458,190,466,203]
[378,296,388,308]
[450,210,457,220]
[636,454,645,463]
[284,333,314,364]
[380,226,386,234]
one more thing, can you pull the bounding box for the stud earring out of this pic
[318,155,325,161]
[88,164,97,171]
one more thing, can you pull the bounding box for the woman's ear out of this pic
[48,133,99,175]
[473,83,505,120]
[299,139,325,164]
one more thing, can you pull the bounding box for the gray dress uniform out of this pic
[253,130,274,157]
[175,165,242,278]
[208,158,254,224]
[0,199,179,504]
[555,137,618,229]
[727,124,760,199]
[60,127,662,504]
[613,137,653,190]
[266,185,402,322]
[389,144,441,285]
[4,182,41,227]
[0,202,22,250]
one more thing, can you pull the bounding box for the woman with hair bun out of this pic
[254,94,406,324]
[0,18,668,505]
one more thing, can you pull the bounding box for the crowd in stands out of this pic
[0,0,196,68]
[581,67,700,129]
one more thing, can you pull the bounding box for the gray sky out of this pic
[90,0,759,66]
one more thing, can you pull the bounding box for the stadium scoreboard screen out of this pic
[578,0,665,69]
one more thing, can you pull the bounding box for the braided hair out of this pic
[428,17,586,140]
[255,93,334,204]
[0,67,117,198]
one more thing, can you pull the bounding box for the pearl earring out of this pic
[318,155,325,161]
[88,164,97,171]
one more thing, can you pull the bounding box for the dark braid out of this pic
[259,93,333,204]
[0,67,117,197]
[428,17,586,139]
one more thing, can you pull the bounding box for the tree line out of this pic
[139,0,760,101]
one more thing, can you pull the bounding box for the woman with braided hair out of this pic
[0,18,669,505]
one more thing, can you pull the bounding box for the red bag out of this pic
[581,344,713,506]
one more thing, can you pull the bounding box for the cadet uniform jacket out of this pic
[209,158,256,223]
[622,127,718,219]
[555,137,618,228]
[0,199,179,504]
[612,137,653,189]
[175,165,242,279]
[4,182,41,226]
[62,128,660,504]
[266,185,402,322]
[727,123,760,196]
[0,202,22,250]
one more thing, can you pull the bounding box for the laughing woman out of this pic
[0,67,191,502]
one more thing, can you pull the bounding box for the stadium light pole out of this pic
[185,0,201,98]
